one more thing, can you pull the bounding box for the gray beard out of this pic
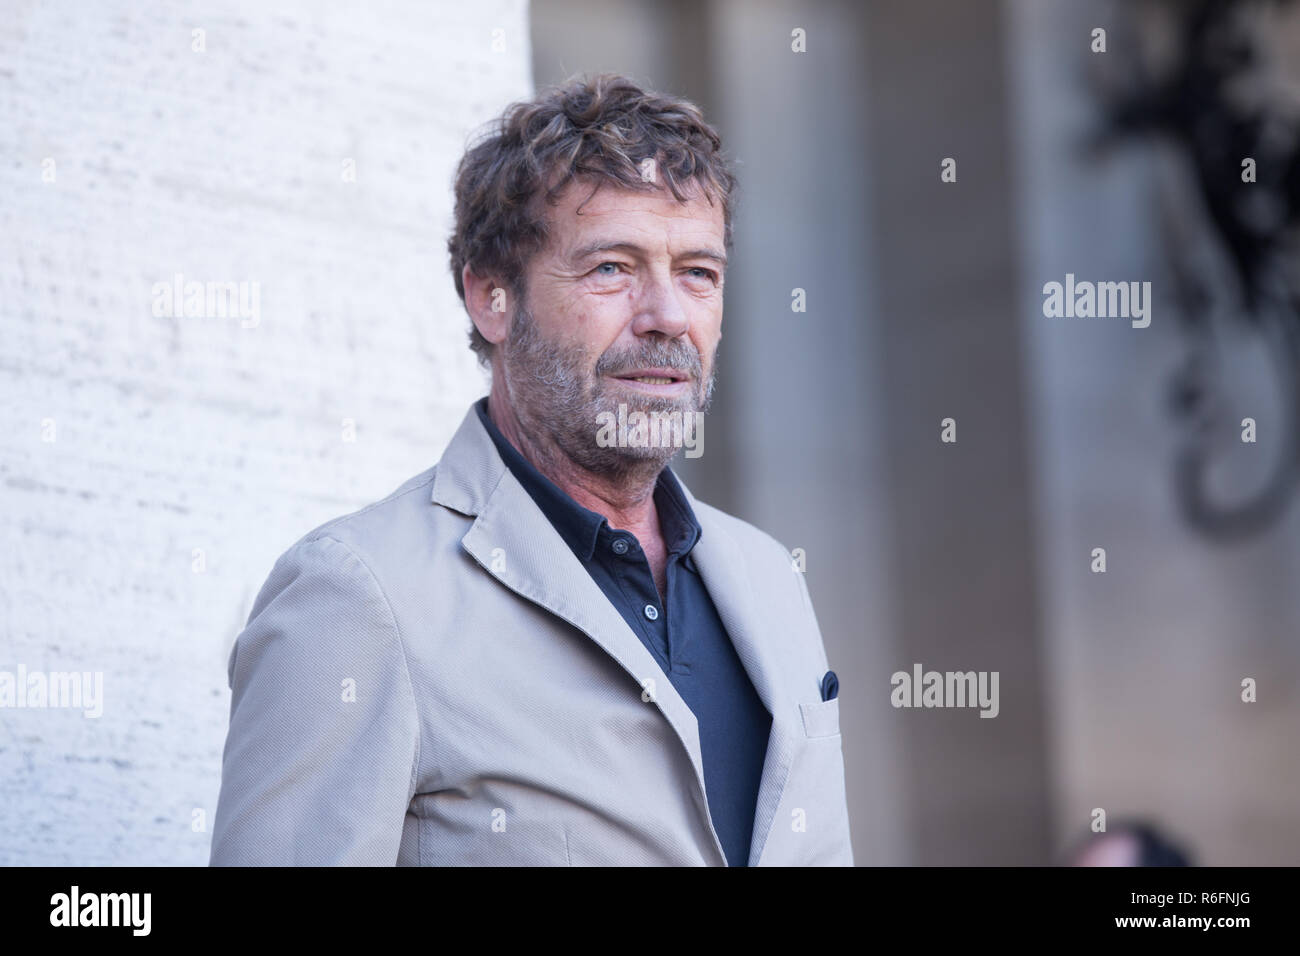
[499,306,715,482]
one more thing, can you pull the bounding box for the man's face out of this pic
[499,179,726,477]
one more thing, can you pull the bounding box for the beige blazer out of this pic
[210,401,854,865]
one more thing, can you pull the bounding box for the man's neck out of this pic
[485,390,662,537]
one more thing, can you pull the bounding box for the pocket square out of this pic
[821,669,839,701]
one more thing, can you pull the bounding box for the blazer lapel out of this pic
[429,404,727,864]
[685,490,799,868]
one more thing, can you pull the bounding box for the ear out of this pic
[462,264,513,347]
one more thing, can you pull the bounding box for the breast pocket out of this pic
[799,697,841,738]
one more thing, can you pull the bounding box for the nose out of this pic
[630,268,690,340]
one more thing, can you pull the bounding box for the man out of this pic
[210,73,853,866]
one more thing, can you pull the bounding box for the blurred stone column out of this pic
[860,0,1052,864]
[700,0,907,866]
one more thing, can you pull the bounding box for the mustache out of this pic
[596,343,702,377]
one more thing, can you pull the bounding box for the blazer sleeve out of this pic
[209,533,420,865]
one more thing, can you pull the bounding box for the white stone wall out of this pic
[0,0,530,865]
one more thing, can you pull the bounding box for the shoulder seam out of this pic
[304,470,437,541]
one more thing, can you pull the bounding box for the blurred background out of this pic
[4,0,1299,865]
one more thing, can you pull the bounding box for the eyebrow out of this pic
[567,240,727,269]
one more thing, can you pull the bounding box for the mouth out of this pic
[612,368,689,383]
[609,368,692,392]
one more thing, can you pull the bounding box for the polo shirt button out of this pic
[612,538,629,555]
[644,604,659,621]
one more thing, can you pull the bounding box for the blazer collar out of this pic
[428,400,505,517]
[429,400,797,867]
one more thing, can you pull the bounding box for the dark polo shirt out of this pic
[473,397,772,866]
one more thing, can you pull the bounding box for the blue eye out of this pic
[688,267,717,282]
[595,262,620,275]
